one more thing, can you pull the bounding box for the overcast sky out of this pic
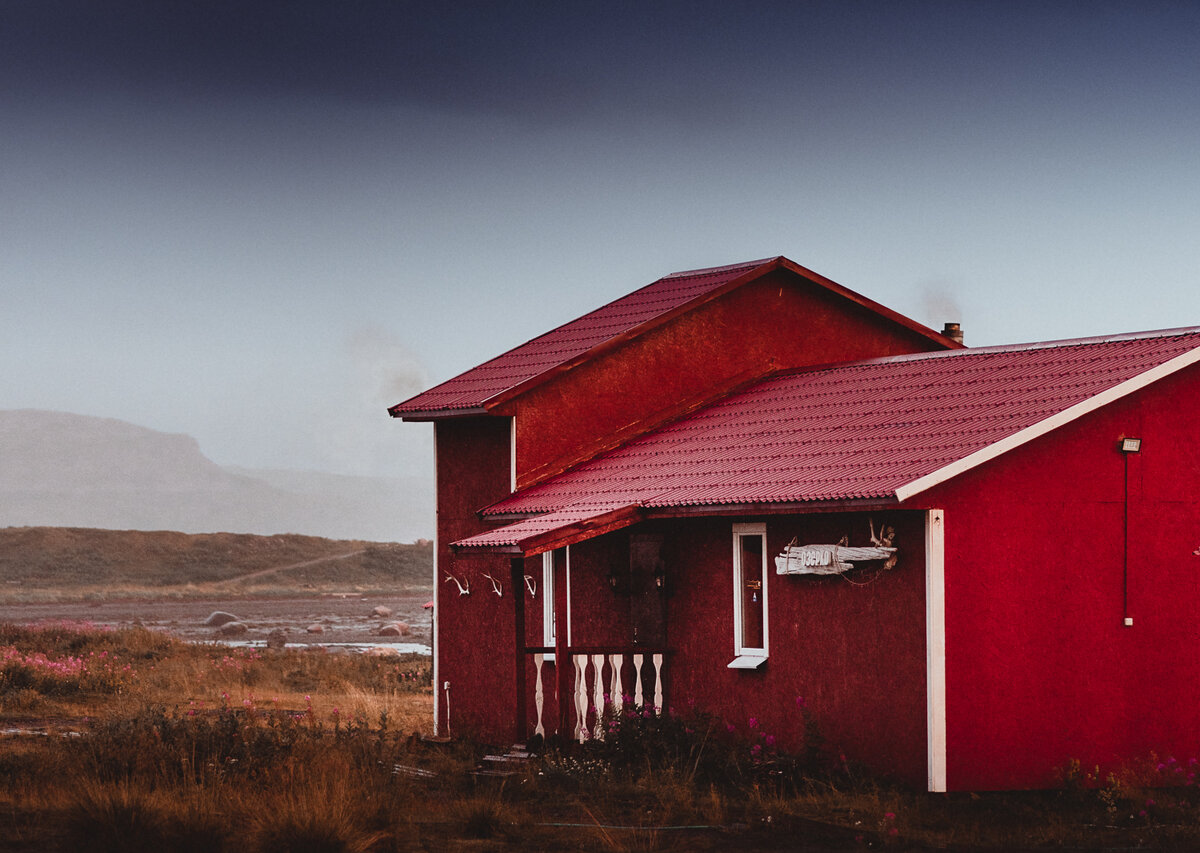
[3,1,1199,480]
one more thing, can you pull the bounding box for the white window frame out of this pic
[542,550,556,650]
[729,522,769,669]
[541,547,570,660]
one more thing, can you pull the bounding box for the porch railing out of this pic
[525,646,667,742]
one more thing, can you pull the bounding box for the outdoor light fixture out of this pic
[1120,437,1142,453]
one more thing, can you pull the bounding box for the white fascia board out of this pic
[895,346,1200,503]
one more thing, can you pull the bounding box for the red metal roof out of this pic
[457,328,1200,551]
[390,256,957,418]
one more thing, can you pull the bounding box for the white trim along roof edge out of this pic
[894,344,1200,503]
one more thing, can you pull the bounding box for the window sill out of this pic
[727,655,767,670]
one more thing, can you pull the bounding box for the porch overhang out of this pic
[454,496,903,557]
[450,503,645,556]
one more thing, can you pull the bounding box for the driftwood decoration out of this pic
[776,518,898,576]
[443,573,470,595]
[524,574,537,598]
[482,573,503,597]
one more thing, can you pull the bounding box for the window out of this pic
[730,523,768,669]
[541,547,570,659]
[542,550,556,648]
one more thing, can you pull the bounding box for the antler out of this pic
[482,573,503,597]
[443,573,470,595]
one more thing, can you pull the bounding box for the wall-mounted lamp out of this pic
[1119,437,1142,453]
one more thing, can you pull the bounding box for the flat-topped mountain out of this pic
[0,410,432,542]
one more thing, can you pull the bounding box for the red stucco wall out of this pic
[434,417,516,737]
[917,363,1200,790]
[663,511,929,787]
[503,271,950,487]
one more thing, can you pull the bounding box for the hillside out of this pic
[0,527,433,601]
[0,410,433,541]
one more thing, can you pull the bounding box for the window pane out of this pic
[740,534,764,650]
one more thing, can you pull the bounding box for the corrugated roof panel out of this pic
[480,328,1200,519]
[391,258,777,414]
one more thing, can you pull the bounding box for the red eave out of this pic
[389,256,961,420]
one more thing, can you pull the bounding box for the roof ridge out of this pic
[661,257,779,279]
[772,325,1200,380]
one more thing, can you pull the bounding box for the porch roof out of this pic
[452,327,1200,554]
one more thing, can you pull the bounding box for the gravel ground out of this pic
[0,594,433,652]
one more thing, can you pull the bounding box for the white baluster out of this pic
[609,654,624,715]
[652,653,664,715]
[533,653,546,738]
[573,654,588,742]
[592,653,605,740]
[633,653,645,707]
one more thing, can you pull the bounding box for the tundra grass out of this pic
[4,621,1200,852]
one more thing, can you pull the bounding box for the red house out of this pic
[391,257,1200,791]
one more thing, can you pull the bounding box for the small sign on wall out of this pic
[775,520,898,576]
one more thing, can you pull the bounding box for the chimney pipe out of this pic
[941,322,964,345]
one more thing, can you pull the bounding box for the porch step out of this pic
[471,744,533,779]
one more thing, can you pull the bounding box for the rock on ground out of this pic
[203,610,240,627]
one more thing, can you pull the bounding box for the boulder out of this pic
[265,628,287,650]
[217,621,247,636]
[204,611,240,627]
[306,623,325,634]
[365,646,401,657]
[371,605,392,618]
[378,622,411,637]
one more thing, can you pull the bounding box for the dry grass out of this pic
[7,621,1200,852]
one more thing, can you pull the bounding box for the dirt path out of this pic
[214,549,367,586]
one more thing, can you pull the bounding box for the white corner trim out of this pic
[895,346,1200,502]
[510,417,517,493]
[432,431,441,738]
[925,509,947,793]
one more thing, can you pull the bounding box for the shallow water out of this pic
[0,593,434,652]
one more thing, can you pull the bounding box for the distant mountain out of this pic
[0,410,433,542]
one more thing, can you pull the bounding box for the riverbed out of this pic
[0,593,433,653]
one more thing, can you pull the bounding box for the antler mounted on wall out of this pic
[443,573,470,595]
[523,574,537,598]
[482,573,503,597]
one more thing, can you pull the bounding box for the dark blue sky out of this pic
[3,1,1199,479]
